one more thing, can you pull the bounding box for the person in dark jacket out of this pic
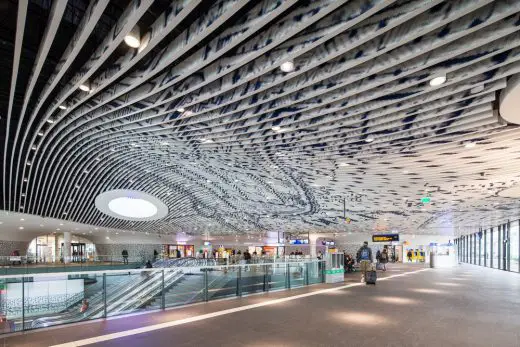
[122,249,129,264]
[357,242,373,282]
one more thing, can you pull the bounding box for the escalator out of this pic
[29,259,220,328]
[30,269,183,328]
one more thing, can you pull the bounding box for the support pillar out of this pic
[63,231,71,264]
[309,234,319,259]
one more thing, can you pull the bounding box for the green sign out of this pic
[421,197,431,204]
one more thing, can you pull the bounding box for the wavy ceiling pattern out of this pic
[2,0,520,237]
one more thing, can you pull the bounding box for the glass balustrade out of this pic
[0,260,325,334]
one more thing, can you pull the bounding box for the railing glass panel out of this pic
[0,261,325,334]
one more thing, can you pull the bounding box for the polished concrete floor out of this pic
[3,263,520,347]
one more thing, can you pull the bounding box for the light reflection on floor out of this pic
[334,312,389,326]
[373,296,420,305]
[411,288,449,294]
[436,282,462,287]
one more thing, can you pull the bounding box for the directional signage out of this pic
[372,234,399,242]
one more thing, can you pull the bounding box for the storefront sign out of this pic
[372,234,399,242]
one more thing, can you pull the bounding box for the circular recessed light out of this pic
[95,189,168,221]
[124,35,140,48]
[20,218,24,221]
[46,119,54,124]
[365,137,374,143]
[58,105,67,110]
[31,146,37,150]
[280,61,295,72]
[19,226,24,230]
[464,142,476,148]
[124,26,140,48]
[79,84,90,92]
[429,74,447,86]
[184,110,193,116]
[38,132,44,137]
[271,126,281,131]
[339,162,350,167]
[177,107,185,113]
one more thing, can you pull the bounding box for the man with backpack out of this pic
[357,241,373,283]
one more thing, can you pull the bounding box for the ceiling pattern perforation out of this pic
[2,0,520,237]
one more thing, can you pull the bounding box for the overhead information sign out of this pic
[372,234,399,242]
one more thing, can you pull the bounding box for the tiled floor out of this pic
[4,263,520,347]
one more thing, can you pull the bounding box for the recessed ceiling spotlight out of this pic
[280,61,295,72]
[365,137,374,143]
[23,178,28,182]
[177,107,185,113]
[79,83,90,92]
[271,126,281,131]
[26,162,31,166]
[429,74,447,86]
[75,185,80,189]
[63,212,67,215]
[95,157,101,161]
[84,170,89,174]
[339,162,350,167]
[37,132,44,136]
[184,110,193,116]
[31,146,37,150]
[110,148,116,152]
[124,26,141,48]
[21,193,25,197]
[39,224,44,227]
[19,226,24,230]
[160,141,169,146]
[59,223,63,226]
[20,218,24,221]
[46,119,54,124]
[58,105,67,110]
[464,142,476,148]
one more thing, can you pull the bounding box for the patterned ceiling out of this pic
[2,0,520,237]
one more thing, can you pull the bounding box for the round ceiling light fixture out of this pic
[95,189,168,221]
[429,74,447,86]
[124,26,141,48]
[280,61,295,72]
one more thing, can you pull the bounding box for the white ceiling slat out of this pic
[3,0,28,211]
[11,0,69,209]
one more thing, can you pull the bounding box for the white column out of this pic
[309,234,319,259]
[63,231,71,264]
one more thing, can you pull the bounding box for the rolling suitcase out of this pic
[365,268,377,285]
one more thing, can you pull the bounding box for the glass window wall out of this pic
[510,222,519,273]
[492,228,499,269]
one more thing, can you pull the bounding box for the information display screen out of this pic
[372,234,399,242]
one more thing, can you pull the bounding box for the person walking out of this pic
[407,250,413,262]
[380,248,389,271]
[356,241,373,282]
[122,249,129,264]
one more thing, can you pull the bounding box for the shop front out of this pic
[161,244,195,258]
